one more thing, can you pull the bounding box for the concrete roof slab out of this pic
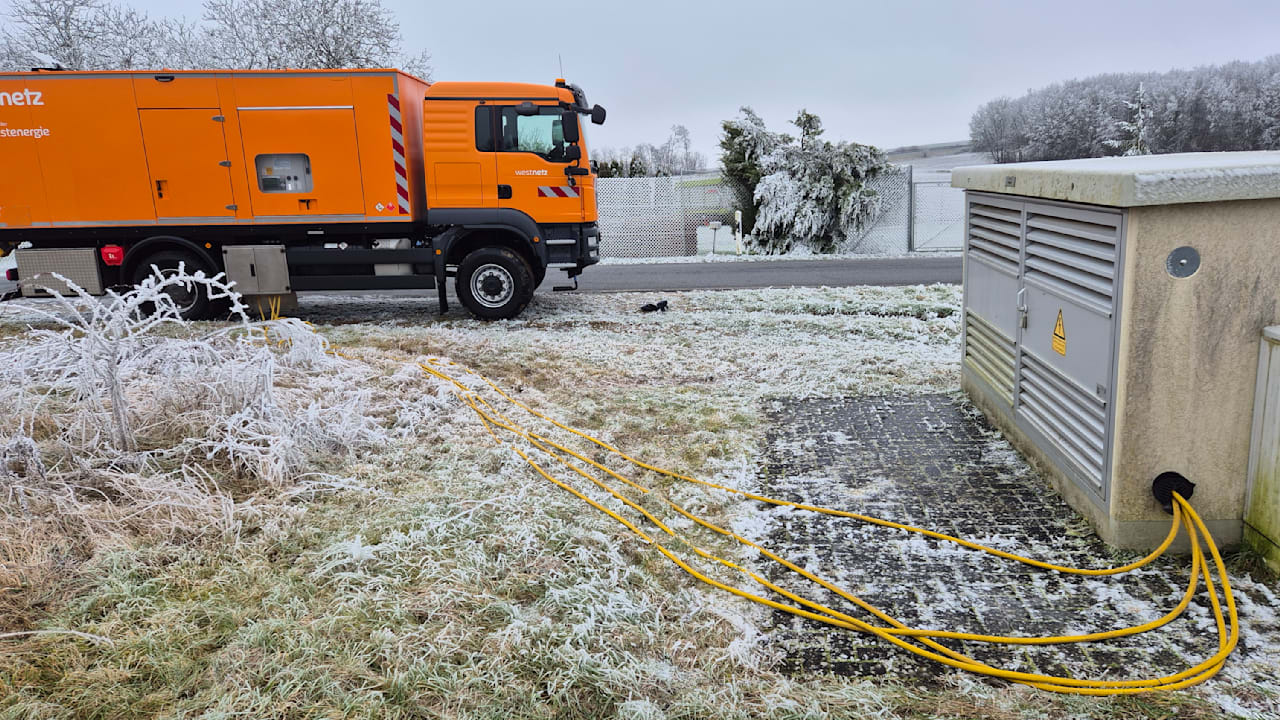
[951,151,1280,207]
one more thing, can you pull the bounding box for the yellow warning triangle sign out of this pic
[1052,310,1066,355]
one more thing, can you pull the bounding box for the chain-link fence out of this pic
[846,166,913,253]
[909,179,966,251]
[596,174,735,258]
[847,168,965,253]
[595,166,963,258]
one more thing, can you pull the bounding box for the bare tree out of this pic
[969,97,1025,164]
[0,0,433,77]
[92,3,174,69]
[199,0,430,75]
[1,0,104,70]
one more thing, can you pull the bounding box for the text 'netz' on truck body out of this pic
[0,68,606,319]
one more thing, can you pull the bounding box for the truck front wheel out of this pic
[456,247,534,320]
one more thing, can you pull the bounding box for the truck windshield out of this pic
[500,106,577,162]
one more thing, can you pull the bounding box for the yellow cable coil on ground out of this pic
[417,359,1238,695]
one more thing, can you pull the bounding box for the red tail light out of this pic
[4,268,16,281]
[100,245,125,266]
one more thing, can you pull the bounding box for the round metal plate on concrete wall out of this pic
[1166,246,1201,278]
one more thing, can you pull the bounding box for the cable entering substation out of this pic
[417,359,1238,695]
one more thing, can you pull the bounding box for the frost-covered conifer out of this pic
[722,108,887,254]
[1106,82,1154,156]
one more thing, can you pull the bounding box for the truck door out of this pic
[139,109,236,220]
[494,106,584,223]
[236,109,365,218]
[423,103,498,209]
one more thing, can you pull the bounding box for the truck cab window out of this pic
[475,107,494,151]
[255,154,313,193]
[499,107,574,162]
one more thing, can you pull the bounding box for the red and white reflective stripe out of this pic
[387,93,410,215]
[537,185,580,198]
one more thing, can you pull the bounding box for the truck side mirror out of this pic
[516,101,539,116]
[561,111,580,144]
[565,145,582,162]
[591,105,607,125]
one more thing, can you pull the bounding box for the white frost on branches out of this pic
[0,269,389,544]
[723,108,888,254]
[0,0,432,77]
[970,55,1280,162]
[1104,82,1154,157]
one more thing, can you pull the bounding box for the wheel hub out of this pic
[471,264,515,308]
[481,275,504,297]
[158,269,197,312]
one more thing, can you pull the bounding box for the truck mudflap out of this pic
[431,226,468,314]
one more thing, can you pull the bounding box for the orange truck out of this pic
[0,68,606,318]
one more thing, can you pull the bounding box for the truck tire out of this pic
[130,249,225,321]
[456,247,534,320]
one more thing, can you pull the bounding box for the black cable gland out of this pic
[1151,471,1195,515]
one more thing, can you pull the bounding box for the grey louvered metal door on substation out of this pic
[962,192,1125,504]
[962,194,1023,407]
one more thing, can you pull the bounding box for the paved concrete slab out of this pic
[754,394,1277,683]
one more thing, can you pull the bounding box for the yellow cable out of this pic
[468,397,1228,681]
[458,362,1180,576]
[421,361,1239,695]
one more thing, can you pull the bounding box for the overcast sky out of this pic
[130,0,1280,161]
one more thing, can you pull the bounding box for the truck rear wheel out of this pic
[130,249,224,321]
[456,247,534,320]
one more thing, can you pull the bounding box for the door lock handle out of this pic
[497,184,512,200]
[155,180,166,198]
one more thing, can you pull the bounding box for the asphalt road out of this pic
[571,256,961,293]
[294,256,962,305]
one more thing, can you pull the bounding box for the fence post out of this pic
[906,164,915,253]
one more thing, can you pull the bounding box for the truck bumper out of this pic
[544,222,600,276]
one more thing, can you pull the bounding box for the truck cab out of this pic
[423,79,605,318]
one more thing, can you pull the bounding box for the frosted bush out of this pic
[0,269,389,546]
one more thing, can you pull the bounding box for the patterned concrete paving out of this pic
[752,394,1276,687]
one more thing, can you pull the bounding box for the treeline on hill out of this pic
[720,107,886,254]
[592,125,707,178]
[970,55,1280,162]
[0,0,431,76]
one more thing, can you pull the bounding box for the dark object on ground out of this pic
[640,300,669,313]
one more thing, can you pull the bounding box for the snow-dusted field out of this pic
[0,285,1274,719]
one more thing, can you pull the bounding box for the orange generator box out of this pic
[0,69,606,319]
[0,69,427,227]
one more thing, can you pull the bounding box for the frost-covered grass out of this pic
[0,284,1274,719]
